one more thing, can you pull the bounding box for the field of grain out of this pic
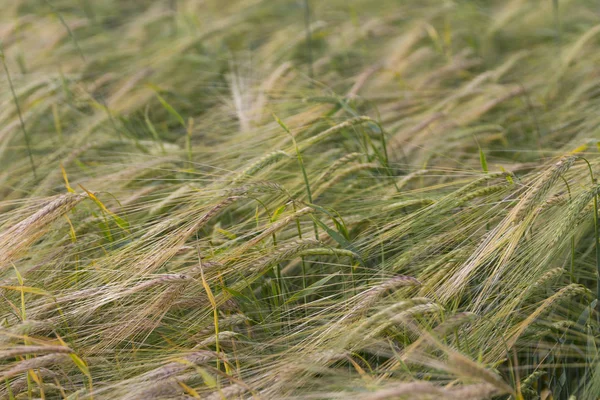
[2,1,600,399]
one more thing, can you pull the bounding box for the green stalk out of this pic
[579,157,600,315]
[45,0,86,62]
[170,0,178,37]
[303,0,314,81]
[559,175,575,283]
[594,191,599,314]
[0,48,36,179]
[553,0,561,48]
[274,114,319,239]
[187,117,194,169]
[255,197,286,304]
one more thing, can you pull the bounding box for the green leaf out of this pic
[271,204,287,222]
[473,134,488,173]
[333,217,350,241]
[11,264,23,286]
[478,145,488,173]
[500,166,514,184]
[285,272,340,304]
[216,227,236,240]
[220,285,252,305]
[144,104,165,153]
[69,353,91,380]
[79,185,130,232]
[0,286,50,296]
[273,113,291,134]
[148,84,185,127]
[305,202,337,220]
[312,217,349,248]
[193,366,217,389]
[306,204,361,257]
[171,358,216,389]
[575,299,597,330]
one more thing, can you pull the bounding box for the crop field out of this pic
[2,0,600,399]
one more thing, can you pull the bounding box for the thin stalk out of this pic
[0,48,36,178]
[559,175,575,283]
[291,200,308,315]
[99,95,121,140]
[187,117,194,169]
[45,0,86,62]
[170,0,178,37]
[553,0,561,48]
[371,120,399,191]
[303,0,314,81]
[579,157,600,315]
[254,197,286,304]
[52,104,63,143]
[594,190,599,314]
[517,81,543,154]
[274,114,318,239]
[296,149,319,240]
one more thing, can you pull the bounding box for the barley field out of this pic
[1,1,600,399]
